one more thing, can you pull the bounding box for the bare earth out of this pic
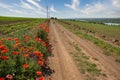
[48,20,120,80]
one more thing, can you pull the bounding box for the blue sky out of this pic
[0,0,120,18]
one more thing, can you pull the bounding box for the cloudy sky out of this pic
[0,0,120,18]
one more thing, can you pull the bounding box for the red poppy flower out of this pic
[20,46,26,51]
[7,37,12,40]
[1,38,6,41]
[38,76,44,80]
[13,38,19,41]
[23,64,29,69]
[13,51,18,55]
[1,48,8,53]
[25,53,29,58]
[14,43,21,48]
[1,56,8,60]
[29,47,33,51]
[0,41,3,44]
[23,39,26,43]
[38,53,43,57]
[38,61,44,66]
[36,71,42,76]
[0,45,5,50]
[0,77,5,80]
[34,51,39,55]
[6,74,13,80]
[15,40,19,43]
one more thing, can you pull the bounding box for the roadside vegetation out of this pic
[71,43,106,80]
[0,17,53,79]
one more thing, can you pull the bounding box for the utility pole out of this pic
[48,10,50,18]
[46,6,48,19]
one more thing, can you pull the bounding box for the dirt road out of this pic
[48,20,120,80]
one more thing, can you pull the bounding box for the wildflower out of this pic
[0,77,5,80]
[14,43,21,48]
[0,45,5,50]
[38,57,44,61]
[6,74,13,80]
[1,56,8,60]
[1,38,6,41]
[0,41,3,44]
[20,46,26,51]
[15,40,19,43]
[13,51,18,55]
[7,37,12,40]
[38,61,44,66]
[25,53,29,58]
[34,51,39,55]
[29,47,33,51]
[38,76,44,80]
[23,64,29,69]
[1,48,8,54]
[23,39,26,43]
[38,53,43,57]
[36,71,42,76]
[13,38,19,41]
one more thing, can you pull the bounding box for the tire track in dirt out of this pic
[55,21,120,80]
[48,20,83,80]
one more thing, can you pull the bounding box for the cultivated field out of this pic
[62,20,120,41]
[0,17,53,80]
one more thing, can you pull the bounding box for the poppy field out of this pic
[0,17,52,80]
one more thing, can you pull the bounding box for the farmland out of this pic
[0,17,53,80]
[73,18,120,23]
[0,16,42,24]
[61,20,120,41]
[0,17,46,36]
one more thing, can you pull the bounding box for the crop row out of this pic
[62,20,120,41]
[0,16,41,23]
[0,19,52,79]
[0,19,46,36]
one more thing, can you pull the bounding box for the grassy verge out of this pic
[71,43,106,80]
[59,20,120,63]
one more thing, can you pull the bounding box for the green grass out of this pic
[62,20,120,41]
[0,18,46,36]
[72,43,104,80]
[0,16,44,22]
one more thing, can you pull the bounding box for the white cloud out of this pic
[0,2,12,10]
[50,5,58,13]
[20,0,34,9]
[81,3,106,15]
[0,1,46,18]
[9,9,27,14]
[35,10,46,15]
[111,0,120,8]
[64,0,79,10]
[26,0,43,9]
[35,0,41,1]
